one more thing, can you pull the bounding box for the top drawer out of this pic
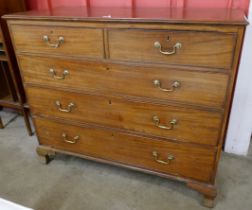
[108,29,236,69]
[10,23,104,58]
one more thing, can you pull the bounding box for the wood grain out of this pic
[3,7,247,25]
[18,55,229,108]
[27,86,222,146]
[34,117,216,182]
[108,29,236,69]
[10,24,104,58]
[4,8,247,207]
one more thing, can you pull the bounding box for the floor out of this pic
[0,110,252,210]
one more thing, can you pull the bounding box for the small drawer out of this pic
[10,23,104,58]
[18,55,228,108]
[34,117,216,182]
[108,29,236,69]
[27,87,222,146]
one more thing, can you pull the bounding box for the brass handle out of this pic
[153,80,181,92]
[154,41,182,55]
[152,116,177,130]
[62,133,79,144]
[55,101,75,113]
[43,35,64,48]
[49,69,69,80]
[152,151,175,165]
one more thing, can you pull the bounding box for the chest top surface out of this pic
[3,6,248,25]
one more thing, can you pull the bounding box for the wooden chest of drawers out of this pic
[4,7,247,208]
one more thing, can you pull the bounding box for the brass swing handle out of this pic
[152,116,177,130]
[62,133,79,144]
[154,41,182,55]
[152,151,175,165]
[43,35,64,48]
[153,80,181,92]
[55,101,75,113]
[49,69,69,80]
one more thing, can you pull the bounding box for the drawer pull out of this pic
[42,35,64,48]
[152,151,175,165]
[153,80,180,92]
[55,101,75,113]
[62,133,79,144]
[49,68,69,80]
[154,41,182,55]
[152,116,177,130]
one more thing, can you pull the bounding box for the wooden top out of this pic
[3,7,248,25]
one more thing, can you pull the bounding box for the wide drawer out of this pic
[10,23,104,58]
[19,55,228,108]
[27,87,222,146]
[108,29,236,69]
[34,117,216,182]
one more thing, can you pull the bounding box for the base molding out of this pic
[36,145,217,208]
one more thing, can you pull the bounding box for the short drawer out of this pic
[34,117,216,182]
[27,87,222,146]
[18,55,229,108]
[108,29,236,69]
[10,23,104,58]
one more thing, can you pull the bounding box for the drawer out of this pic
[10,23,104,58]
[27,87,222,146]
[108,29,236,69]
[34,117,216,182]
[18,55,229,108]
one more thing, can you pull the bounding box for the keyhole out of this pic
[108,100,112,105]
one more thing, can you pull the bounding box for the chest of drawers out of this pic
[4,7,247,208]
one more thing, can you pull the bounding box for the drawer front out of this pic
[35,117,216,182]
[109,29,236,69]
[27,87,222,146]
[10,24,104,58]
[19,55,228,108]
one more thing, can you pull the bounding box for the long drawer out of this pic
[108,29,236,69]
[18,55,228,108]
[34,117,216,182]
[10,24,104,58]
[27,87,222,146]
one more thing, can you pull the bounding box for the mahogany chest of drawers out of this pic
[4,7,247,207]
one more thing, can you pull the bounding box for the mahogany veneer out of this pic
[4,7,247,207]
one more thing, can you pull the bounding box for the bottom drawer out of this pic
[34,117,216,182]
